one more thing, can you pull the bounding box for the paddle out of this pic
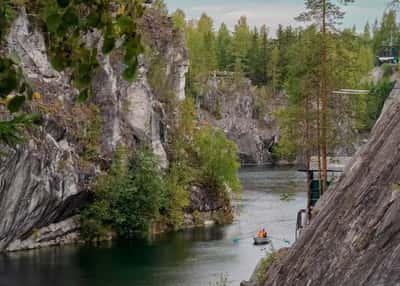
[232,235,290,244]
[267,236,291,244]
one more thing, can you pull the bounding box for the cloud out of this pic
[184,3,304,33]
[165,0,387,34]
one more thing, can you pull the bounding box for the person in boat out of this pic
[262,228,267,238]
[257,229,268,238]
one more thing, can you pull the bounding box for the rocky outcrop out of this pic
[183,185,233,227]
[0,8,188,252]
[199,78,282,165]
[262,81,400,285]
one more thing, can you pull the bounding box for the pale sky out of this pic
[164,0,392,34]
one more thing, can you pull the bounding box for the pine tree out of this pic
[171,9,186,30]
[216,23,233,71]
[247,27,261,85]
[268,46,281,94]
[362,22,371,46]
[259,25,269,85]
[297,0,353,193]
[232,16,252,72]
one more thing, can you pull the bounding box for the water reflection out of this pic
[0,166,306,286]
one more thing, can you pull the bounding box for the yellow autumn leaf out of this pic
[32,92,41,101]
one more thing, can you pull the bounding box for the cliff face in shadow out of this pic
[262,81,400,285]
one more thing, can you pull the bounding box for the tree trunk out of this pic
[320,0,328,194]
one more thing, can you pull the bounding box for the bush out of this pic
[81,146,164,240]
[256,253,277,284]
[382,63,394,79]
[162,163,190,228]
[363,80,395,131]
[193,125,242,194]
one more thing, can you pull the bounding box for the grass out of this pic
[256,252,277,284]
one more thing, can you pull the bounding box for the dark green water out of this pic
[0,167,306,286]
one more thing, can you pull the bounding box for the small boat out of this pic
[253,236,271,245]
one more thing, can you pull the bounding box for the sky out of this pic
[164,0,392,34]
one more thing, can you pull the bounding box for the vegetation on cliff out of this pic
[81,109,241,240]
[161,0,397,170]
[0,0,146,148]
[0,1,242,243]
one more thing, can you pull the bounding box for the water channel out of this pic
[0,166,306,286]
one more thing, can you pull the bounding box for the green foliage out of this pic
[382,63,394,78]
[372,10,398,55]
[0,0,16,41]
[0,113,40,146]
[0,0,145,146]
[40,0,145,94]
[0,58,18,99]
[147,54,175,106]
[152,0,168,15]
[193,125,241,194]
[166,98,241,224]
[256,253,277,284]
[171,9,185,30]
[216,23,233,71]
[162,162,190,228]
[363,80,395,131]
[0,57,33,111]
[0,46,37,146]
[81,146,165,240]
[80,104,102,162]
[80,127,240,239]
[268,46,281,93]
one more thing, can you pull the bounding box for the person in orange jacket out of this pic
[262,229,267,238]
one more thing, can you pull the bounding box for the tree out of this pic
[362,22,372,46]
[259,25,269,85]
[152,0,168,15]
[232,16,252,71]
[297,0,354,193]
[193,126,242,194]
[172,9,186,30]
[197,13,217,71]
[80,146,165,240]
[275,26,320,166]
[372,10,398,54]
[268,46,281,94]
[216,23,233,71]
[246,27,262,85]
[185,13,217,93]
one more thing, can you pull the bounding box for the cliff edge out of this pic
[262,81,400,285]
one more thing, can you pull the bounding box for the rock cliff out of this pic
[261,81,400,285]
[0,8,188,252]
[199,78,282,165]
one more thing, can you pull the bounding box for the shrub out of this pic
[81,145,164,240]
[162,162,190,228]
[364,80,395,130]
[382,63,394,79]
[256,253,277,284]
[193,125,242,194]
